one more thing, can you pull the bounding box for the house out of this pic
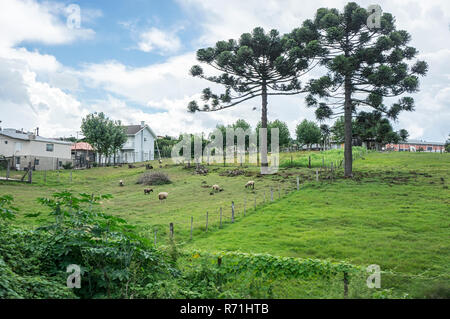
[71,142,96,168]
[0,128,73,170]
[117,121,156,163]
[385,139,445,152]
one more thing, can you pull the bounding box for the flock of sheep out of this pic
[118,179,256,203]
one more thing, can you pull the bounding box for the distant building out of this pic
[385,139,445,152]
[0,128,73,170]
[71,142,95,168]
[101,121,156,164]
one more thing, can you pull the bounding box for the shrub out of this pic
[62,162,73,170]
[137,172,171,185]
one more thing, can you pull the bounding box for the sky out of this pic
[0,0,449,142]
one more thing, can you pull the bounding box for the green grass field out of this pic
[0,150,449,297]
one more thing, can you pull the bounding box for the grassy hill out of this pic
[0,150,449,298]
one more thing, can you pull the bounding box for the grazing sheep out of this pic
[146,164,153,170]
[245,180,255,189]
[212,184,220,192]
[158,192,168,203]
[119,180,124,187]
[144,188,153,195]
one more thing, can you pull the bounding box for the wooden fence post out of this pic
[297,176,299,191]
[308,156,311,168]
[28,163,32,183]
[343,271,349,298]
[244,198,246,216]
[322,157,325,168]
[316,169,319,182]
[6,161,10,180]
[278,186,280,199]
[270,187,274,201]
[220,208,222,228]
[231,202,235,223]
[58,170,60,183]
[169,223,174,240]
[190,217,193,240]
[206,212,209,232]
[44,170,46,183]
[254,195,256,210]
[70,170,73,182]
[154,229,157,246]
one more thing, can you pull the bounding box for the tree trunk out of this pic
[344,75,353,177]
[260,81,268,169]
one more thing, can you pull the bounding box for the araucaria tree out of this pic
[307,2,428,177]
[187,26,323,167]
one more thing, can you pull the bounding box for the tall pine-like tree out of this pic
[187,26,323,169]
[306,2,428,176]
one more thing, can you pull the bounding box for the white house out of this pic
[117,121,156,163]
[0,128,73,170]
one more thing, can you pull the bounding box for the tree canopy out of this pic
[306,2,428,176]
[295,119,321,149]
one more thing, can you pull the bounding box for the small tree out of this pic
[296,119,321,150]
[256,119,291,149]
[81,112,111,165]
[110,121,127,164]
[187,26,323,168]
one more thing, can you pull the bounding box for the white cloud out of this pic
[137,27,182,54]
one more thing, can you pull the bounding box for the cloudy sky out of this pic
[0,0,449,141]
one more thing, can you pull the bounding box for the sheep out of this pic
[245,180,255,189]
[144,188,153,195]
[158,192,168,203]
[146,164,153,170]
[119,180,124,187]
[212,184,220,192]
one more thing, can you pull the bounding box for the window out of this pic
[59,161,62,167]
[16,157,20,165]
[4,140,7,144]
[46,144,54,152]
[427,146,432,151]
[15,142,22,151]
[34,159,40,165]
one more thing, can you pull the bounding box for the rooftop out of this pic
[0,128,73,145]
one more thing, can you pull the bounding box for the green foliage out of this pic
[81,112,127,164]
[296,119,321,148]
[256,119,291,148]
[62,162,73,170]
[0,195,18,221]
[281,147,366,168]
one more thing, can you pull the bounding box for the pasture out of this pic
[0,150,449,298]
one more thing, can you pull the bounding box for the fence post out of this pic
[316,169,319,182]
[244,197,246,216]
[44,170,46,183]
[343,271,349,298]
[297,176,299,191]
[70,170,73,182]
[270,187,274,201]
[254,195,256,210]
[6,162,10,180]
[190,216,193,240]
[206,212,208,232]
[231,202,235,223]
[264,190,266,203]
[154,229,157,246]
[58,170,60,183]
[220,207,222,228]
[308,156,311,168]
[278,186,280,199]
[169,223,174,240]
[322,157,325,168]
[28,163,32,183]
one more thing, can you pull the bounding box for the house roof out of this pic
[123,124,156,138]
[71,142,93,151]
[403,139,444,146]
[0,129,73,145]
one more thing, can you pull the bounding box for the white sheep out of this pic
[245,180,255,189]
[119,180,124,187]
[158,192,168,203]
[212,184,220,192]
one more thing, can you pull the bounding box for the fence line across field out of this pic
[155,149,368,245]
